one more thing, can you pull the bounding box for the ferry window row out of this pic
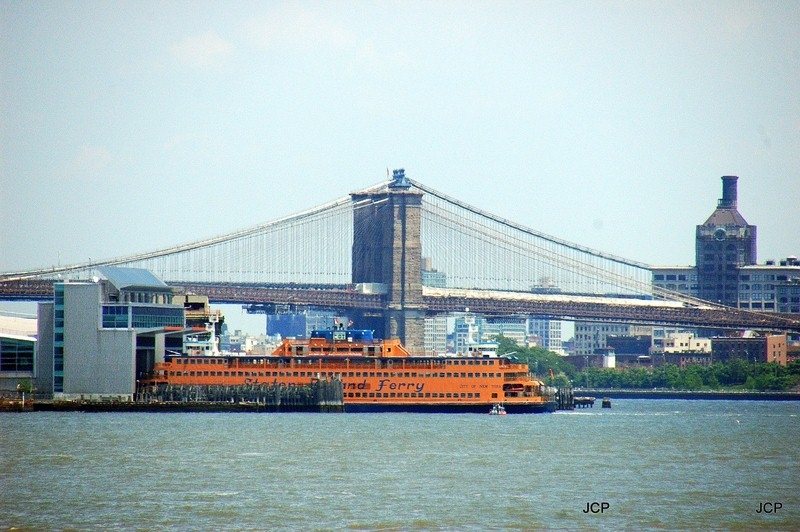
[171,357,503,367]
[345,392,482,399]
[168,358,507,370]
[337,371,501,378]
[169,370,502,378]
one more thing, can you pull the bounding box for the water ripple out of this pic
[1,401,798,530]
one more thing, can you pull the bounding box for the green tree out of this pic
[573,358,800,391]
[702,366,721,389]
[719,358,749,386]
[549,372,571,389]
[494,335,576,379]
[680,365,704,390]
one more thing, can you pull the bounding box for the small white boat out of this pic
[489,403,507,415]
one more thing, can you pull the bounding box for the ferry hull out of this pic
[344,401,557,414]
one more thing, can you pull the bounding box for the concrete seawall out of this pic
[578,389,800,401]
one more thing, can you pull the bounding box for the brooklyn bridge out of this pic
[2,170,799,352]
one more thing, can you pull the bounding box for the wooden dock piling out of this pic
[555,387,575,410]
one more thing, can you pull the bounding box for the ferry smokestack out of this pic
[719,175,738,209]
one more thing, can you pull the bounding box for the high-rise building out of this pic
[528,318,563,354]
[572,323,652,357]
[453,315,527,353]
[691,177,799,316]
[695,176,757,306]
[424,317,448,355]
[422,257,448,354]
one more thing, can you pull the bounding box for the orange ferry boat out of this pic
[143,328,557,414]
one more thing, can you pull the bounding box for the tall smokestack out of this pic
[718,175,738,209]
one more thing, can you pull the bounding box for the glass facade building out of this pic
[0,336,35,372]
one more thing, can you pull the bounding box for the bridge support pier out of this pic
[385,308,426,354]
[351,170,426,354]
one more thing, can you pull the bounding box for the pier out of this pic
[573,396,596,408]
[0,395,33,412]
[31,379,344,413]
[555,387,609,410]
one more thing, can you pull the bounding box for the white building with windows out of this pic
[654,332,711,354]
[572,322,652,357]
[528,318,564,354]
[453,315,527,353]
[422,258,449,354]
[37,267,186,400]
[650,266,700,350]
[737,258,800,313]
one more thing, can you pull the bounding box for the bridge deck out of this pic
[3,279,798,333]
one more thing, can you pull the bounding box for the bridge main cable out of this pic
[1,194,358,282]
[410,178,651,270]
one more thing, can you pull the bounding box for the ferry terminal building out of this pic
[35,267,187,400]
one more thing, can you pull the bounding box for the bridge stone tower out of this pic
[351,169,426,353]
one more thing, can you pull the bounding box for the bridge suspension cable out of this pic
[1,195,356,283]
[412,179,657,297]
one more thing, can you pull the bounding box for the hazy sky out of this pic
[2,1,799,330]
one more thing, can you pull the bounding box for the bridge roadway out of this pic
[3,279,800,333]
